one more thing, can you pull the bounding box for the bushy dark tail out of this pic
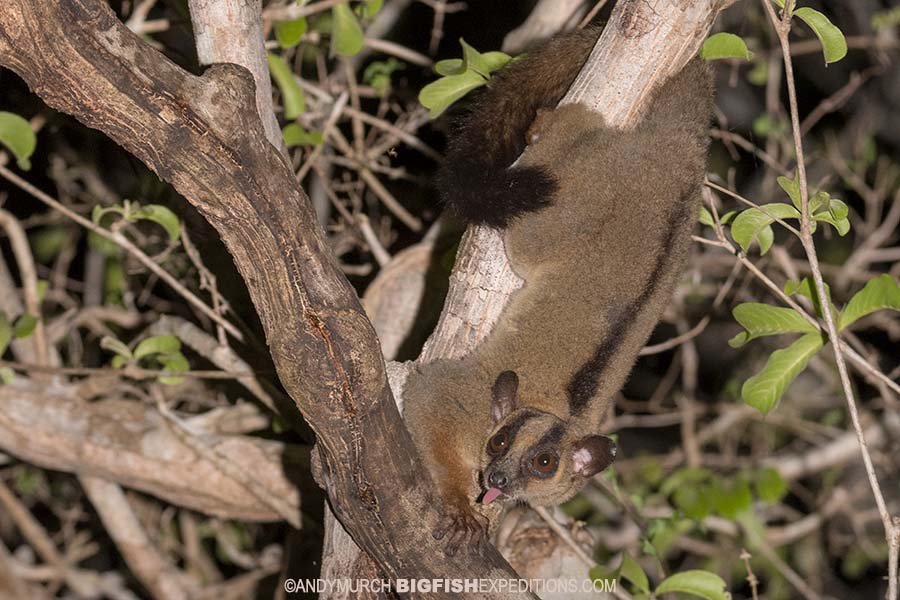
[437,27,600,228]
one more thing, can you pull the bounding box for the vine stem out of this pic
[761,1,898,597]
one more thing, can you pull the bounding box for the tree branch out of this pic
[0,381,303,521]
[0,0,527,592]
[187,0,284,153]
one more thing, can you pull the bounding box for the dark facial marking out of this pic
[567,192,695,414]
[534,423,565,449]
[490,409,541,457]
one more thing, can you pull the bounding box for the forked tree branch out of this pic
[187,0,285,152]
[0,1,525,594]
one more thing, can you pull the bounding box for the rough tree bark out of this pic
[187,0,285,153]
[0,381,303,521]
[0,1,527,595]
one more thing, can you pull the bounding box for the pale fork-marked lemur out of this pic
[403,27,714,553]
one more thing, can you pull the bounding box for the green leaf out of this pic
[282,123,323,147]
[433,40,510,77]
[458,40,510,78]
[741,332,825,415]
[13,314,37,339]
[646,517,693,557]
[673,484,713,520]
[731,203,800,255]
[821,195,849,220]
[87,230,121,257]
[132,204,181,242]
[100,336,133,358]
[331,1,364,57]
[840,275,900,330]
[794,8,848,64]
[434,58,464,76]
[700,32,753,61]
[267,53,306,119]
[710,476,753,518]
[589,565,619,588]
[35,280,48,304]
[755,467,788,503]
[0,367,14,385]
[419,70,488,118]
[620,554,649,594]
[92,203,126,226]
[104,259,126,305]
[729,302,817,348]
[812,208,850,235]
[784,277,833,319]
[0,112,37,170]
[30,226,72,263]
[134,335,181,360]
[159,351,189,385]
[655,570,729,600]
[481,51,513,73]
[698,207,737,230]
[111,355,129,368]
[0,313,11,355]
[660,466,713,496]
[777,174,801,209]
[363,58,405,97]
[752,113,787,138]
[872,7,900,32]
[359,0,384,19]
[275,17,308,48]
[458,39,496,77]
[812,195,850,236]
[747,59,768,86]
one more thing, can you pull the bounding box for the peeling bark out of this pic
[0,381,302,521]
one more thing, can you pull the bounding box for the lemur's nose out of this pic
[488,472,508,489]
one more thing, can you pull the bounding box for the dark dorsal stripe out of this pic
[566,192,694,415]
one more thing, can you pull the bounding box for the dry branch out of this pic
[187,0,283,152]
[0,380,302,521]
[0,0,526,592]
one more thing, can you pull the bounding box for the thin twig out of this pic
[296,91,349,182]
[0,209,50,367]
[0,359,251,380]
[0,164,243,342]
[762,2,897,598]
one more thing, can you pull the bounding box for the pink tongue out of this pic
[482,487,503,505]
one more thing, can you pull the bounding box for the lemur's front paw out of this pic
[433,504,488,556]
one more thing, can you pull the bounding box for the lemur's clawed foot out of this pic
[433,504,489,556]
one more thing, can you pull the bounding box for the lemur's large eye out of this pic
[487,429,509,456]
[530,452,558,477]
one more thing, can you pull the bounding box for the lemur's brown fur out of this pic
[404,28,713,554]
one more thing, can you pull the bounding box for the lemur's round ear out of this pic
[491,370,519,424]
[572,435,616,478]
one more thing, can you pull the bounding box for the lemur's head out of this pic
[478,370,616,507]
